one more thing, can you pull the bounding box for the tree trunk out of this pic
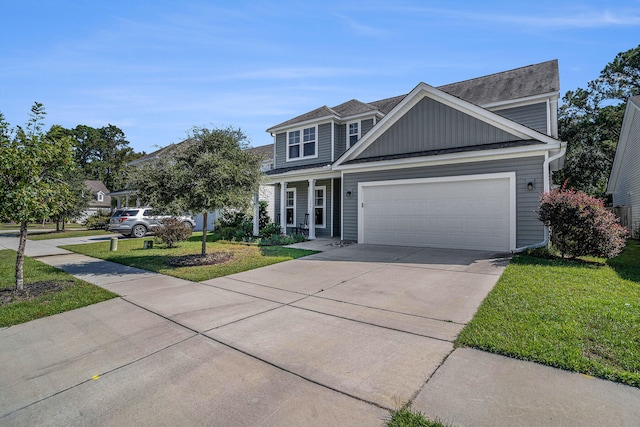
[62,218,66,231]
[201,212,208,256]
[56,216,61,232]
[15,221,28,291]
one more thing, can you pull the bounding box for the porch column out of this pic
[279,181,287,234]
[307,179,316,240]
[252,192,260,237]
[125,195,129,207]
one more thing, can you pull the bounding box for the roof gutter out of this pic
[512,142,567,253]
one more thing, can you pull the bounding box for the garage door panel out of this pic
[360,177,512,251]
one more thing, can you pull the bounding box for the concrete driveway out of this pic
[0,240,508,426]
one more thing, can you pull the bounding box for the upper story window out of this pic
[97,191,104,202]
[287,126,317,161]
[348,122,359,147]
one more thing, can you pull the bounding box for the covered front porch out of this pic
[269,177,341,240]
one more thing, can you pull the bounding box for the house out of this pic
[607,96,640,237]
[263,60,566,252]
[249,144,276,222]
[78,180,112,221]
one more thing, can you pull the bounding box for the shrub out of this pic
[84,214,111,230]
[538,186,628,259]
[153,217,192,248]
[260,222,281,238]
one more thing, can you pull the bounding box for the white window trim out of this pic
[286,125,319,162]
[285,188,297,226]
[347,121,360,148]
[314,185,326,229]
[97,191,104,202]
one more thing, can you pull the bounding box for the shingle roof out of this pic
[249,144,274,160]
[84,180,109,194]
[437,60,559,105]
[267,60,559,131]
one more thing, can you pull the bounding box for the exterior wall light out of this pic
[346,190,352,197]
[526,179,536,191]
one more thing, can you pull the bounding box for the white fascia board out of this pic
[335,111,380,123]
[482,91,560,110]
[266,117,337,134]
[334,144,553,174]
[334,83,562,167]
[607,100,639,194]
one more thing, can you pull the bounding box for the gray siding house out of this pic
[264,60,566,252]
[607,96,640,237]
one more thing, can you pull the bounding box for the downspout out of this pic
[512,142,567,253]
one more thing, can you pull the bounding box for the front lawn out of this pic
[456,240,640,388]
[0,250,117,327]
[61,233,317,282]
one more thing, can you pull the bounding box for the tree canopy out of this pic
[555,44,640,197]
[130,126,263,255]
[0,103,76,290]
[66,124,143,191]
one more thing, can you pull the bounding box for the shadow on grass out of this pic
[607,240,640,283]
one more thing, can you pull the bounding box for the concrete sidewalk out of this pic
[1,234,639,426]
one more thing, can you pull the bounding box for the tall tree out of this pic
[0,103,75,290]
[130,126,263,255]
[555,44,640,197]
[67,124,142,191]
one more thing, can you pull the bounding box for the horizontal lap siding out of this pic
[493,103,548,135]
[334,124,346,160]
[274,123,332,169]
[342,156,545,246]
[361,118,374,136]
[613,107,640,230]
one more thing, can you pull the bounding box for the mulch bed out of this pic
[0,281,69,306]
[166,252,234,267]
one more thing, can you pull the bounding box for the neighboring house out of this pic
[264,60,566,252]
[607,96,640,237]
[249,144,276,221]
[79,180,111,221]
[110,142,276,232]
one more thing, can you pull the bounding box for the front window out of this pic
[314,186,326,228]
[286,189,296,226]
[348,122,359,147]
[97,191,104,202]
[287,126,316,160]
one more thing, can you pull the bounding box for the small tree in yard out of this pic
[130,126,262,255]
[0,103,75,290]
[538,186,628,259]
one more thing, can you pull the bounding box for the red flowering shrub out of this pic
[154,217,192,248]
[538,186,628,259]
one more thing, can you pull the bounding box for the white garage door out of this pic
[358,174,514,251]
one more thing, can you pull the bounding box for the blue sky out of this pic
[2,1,639,154]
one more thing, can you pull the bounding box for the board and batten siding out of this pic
[342,156,546,247]
[612,106,640,231]
[493,102,548,135]
[274,123,333,169]
[356,97,522,160]
[273,179,333,237]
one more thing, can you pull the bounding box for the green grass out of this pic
[61,233,317,282]
[0,250,117,327]
[386,405,449,427]
[456,240,640,388]
[0,222,85,230]
[28,229,113,240]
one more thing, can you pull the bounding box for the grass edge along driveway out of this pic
[0,250,117,327]
[61,235,317,282]
[456,240,640,388]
